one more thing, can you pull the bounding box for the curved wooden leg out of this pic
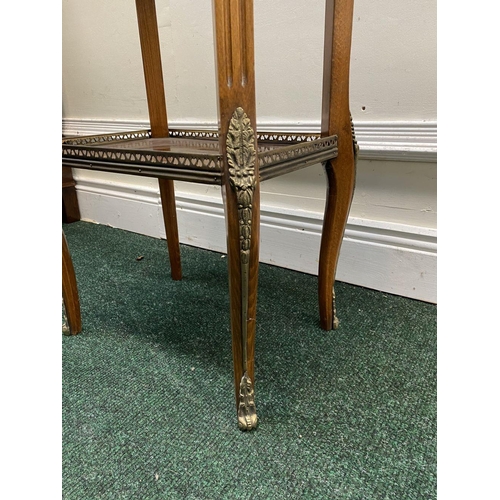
[318,155,356,331]
[62,231,82,335]
[159,179,182,281]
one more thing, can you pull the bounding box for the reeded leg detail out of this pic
[227,107,258,430]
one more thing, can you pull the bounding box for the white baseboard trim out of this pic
[73,175,437,303]
[62,118,437,163]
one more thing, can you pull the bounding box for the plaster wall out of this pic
[62,0,436,123]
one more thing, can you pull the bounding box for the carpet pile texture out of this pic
[63,221,436,499]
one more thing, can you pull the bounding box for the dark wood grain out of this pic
[62,166,80,223]
[135,0,182,280]
[62,231,82,335]
[318,0,357,330]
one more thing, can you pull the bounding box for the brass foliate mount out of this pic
[227,107,257,194]
[238,372,258,430]
[227,107,258,430]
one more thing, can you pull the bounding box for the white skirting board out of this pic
[72,175,437,304]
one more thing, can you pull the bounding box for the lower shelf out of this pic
[62,129,338,184]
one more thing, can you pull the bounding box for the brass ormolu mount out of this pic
[227,107,258,430]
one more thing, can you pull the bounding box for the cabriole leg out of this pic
[318,150,356,331]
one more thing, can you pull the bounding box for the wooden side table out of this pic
[62,0,358,430]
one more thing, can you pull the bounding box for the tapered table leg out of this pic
[223,108,260,431]
[212,0,259,429]
[62,231,82,335]
[135,0,183,281]
[159,179,182,280]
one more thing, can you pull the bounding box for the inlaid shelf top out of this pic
[62,129,338,184]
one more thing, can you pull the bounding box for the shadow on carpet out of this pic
[63,221,436,500]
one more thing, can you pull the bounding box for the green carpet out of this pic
[62,221,436,499]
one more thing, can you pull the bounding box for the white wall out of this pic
[62,0,436,122]
[62,0,437,302]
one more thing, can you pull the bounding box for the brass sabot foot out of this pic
[332,287,339,330]
[62,322,71,335]
[237,372,258,430]
[62,299,71,336]
[333,315,340,330]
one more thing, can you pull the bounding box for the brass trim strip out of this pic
[62,129,151,146]
[259,148,338,181]
[227,107,258,431]
[62,128,327,145]
[258,136,337,168]
[62,145,222,172]
[62,158,222,185]
[62,129,338,179]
